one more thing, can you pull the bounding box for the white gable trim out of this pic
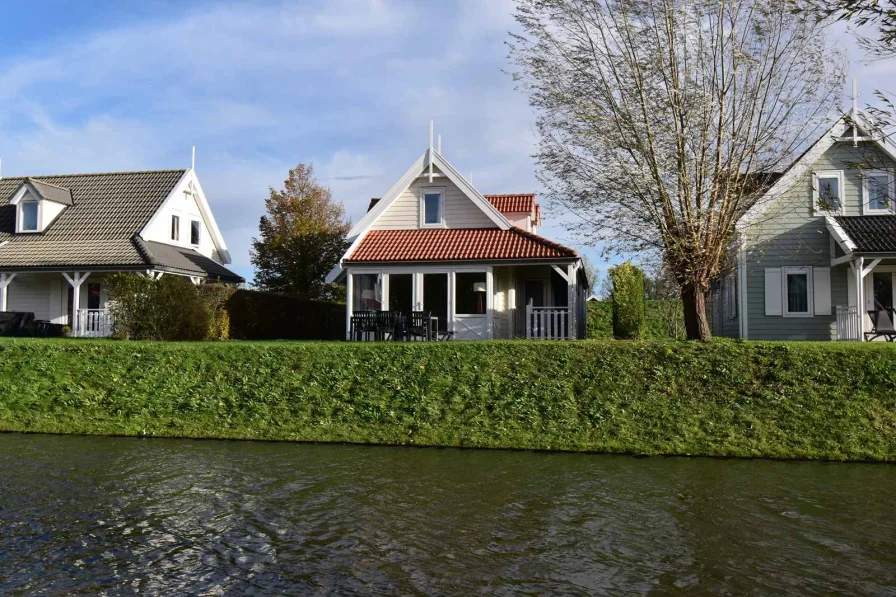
[740,111,896,230]
[347,150,510,240]
[139,169,232,264]
[825,215,857,256]
[738,118,848,229]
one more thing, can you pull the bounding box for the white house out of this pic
[327,142,587,340]
[0,168,242,336]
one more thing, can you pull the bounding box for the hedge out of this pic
[609,262,645,339]
[1,338,895,461]
[225,289,345,340]
[587,300,684,339]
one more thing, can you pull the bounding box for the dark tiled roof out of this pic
[835,216,896,252]
[27,178,73,206]
[0,170,185,267]
[141,240,244,283]
[367,198,381,212]
[485,193,536,213]
[346,227,578,263]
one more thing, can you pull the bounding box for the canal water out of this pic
[1,434,894,595]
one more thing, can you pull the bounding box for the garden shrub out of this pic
[106,273,214,340]
[609,262,645,339]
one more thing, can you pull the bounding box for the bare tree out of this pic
[509,0,846,340]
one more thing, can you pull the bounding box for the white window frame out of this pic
[190,219,201,246]
[17,200,41,233]
[171,214,180,241]
[862,169,894,215]
[419,186,445,228]
[782,266,814,318]
[812,170,843,216]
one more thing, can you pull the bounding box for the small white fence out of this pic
[74,309,113,338]
[526,305,570,340]
[835,305,860,341]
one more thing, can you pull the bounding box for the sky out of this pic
[0,0,889,287]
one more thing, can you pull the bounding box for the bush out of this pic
[106,274,215,341]
[587,300,684,340]
[2,339,896,461]
[609,262,645,339]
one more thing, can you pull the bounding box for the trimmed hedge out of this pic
[226,290,345,340]
[609,262,645,339]
[587,300,685,339]
[1,338,895,461]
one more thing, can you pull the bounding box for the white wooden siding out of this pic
[7,274,53,320]
[372,167,497,230]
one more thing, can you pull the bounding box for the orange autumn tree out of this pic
[251,164,350,301]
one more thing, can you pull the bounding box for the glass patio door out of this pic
[423,273,448,333]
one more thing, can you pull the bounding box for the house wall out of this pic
[503,211,531,231]
[141,175,220,261]
[371,166,497,230]
[744,141,890,340]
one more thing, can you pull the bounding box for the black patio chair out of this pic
[375,311,399,341]
[406,311,432,341]
[865,308,896,342]
[351,311,378,341]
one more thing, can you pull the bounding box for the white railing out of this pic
[74,309,113,338]
[526,305,570,339]
[836,305,860,341]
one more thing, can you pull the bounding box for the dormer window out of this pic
[12,179,72,233]
[20,201,39,232]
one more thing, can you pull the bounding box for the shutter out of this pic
[813,267,831,315]
[765,268,782,316]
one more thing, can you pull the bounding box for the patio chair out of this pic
[352,311,378,341]
[406,311,432,341]
[375,311,399,341]
[865,308,896,342]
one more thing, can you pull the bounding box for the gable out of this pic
[371,165,497,230]
[138,171,232,264]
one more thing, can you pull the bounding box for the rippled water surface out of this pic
[1,434,895,595]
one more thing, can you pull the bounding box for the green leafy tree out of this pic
[251,164,350,301]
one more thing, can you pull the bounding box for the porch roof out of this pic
[344,227,578,264]
[834,216,896,253]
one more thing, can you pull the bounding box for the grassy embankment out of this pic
[1,338,895,461]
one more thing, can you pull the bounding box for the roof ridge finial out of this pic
[428,121,434,182]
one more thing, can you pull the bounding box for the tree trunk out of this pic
[681,283,711,341]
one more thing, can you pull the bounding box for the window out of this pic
[352,273,381,311]
[171,215,180,241]
[864,171,893,214]
[813,170,842,215]
[190,220,201,245]
[420,187,444,226]
[456,272,487,315]
[724,274,738,320]
[20,201,38,231]
[783,266,812,317]
[87,283,101,310]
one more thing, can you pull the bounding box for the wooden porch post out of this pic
[345,270,353,340]
[448,270,456,335]
[62,272,90,335]
[486,267,494,339]
[567,263,576,339]
[0,273,17,312]
[855,257,864,341]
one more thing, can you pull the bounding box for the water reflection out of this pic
[1,434,894,595]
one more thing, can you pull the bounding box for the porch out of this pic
[0,271,116,337]
[344,262,586,340]
[834,259,896,341]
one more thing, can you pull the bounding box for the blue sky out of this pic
[0,0,885,287]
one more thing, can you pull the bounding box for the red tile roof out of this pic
[485,193,536,214]
[346,228,577,263]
